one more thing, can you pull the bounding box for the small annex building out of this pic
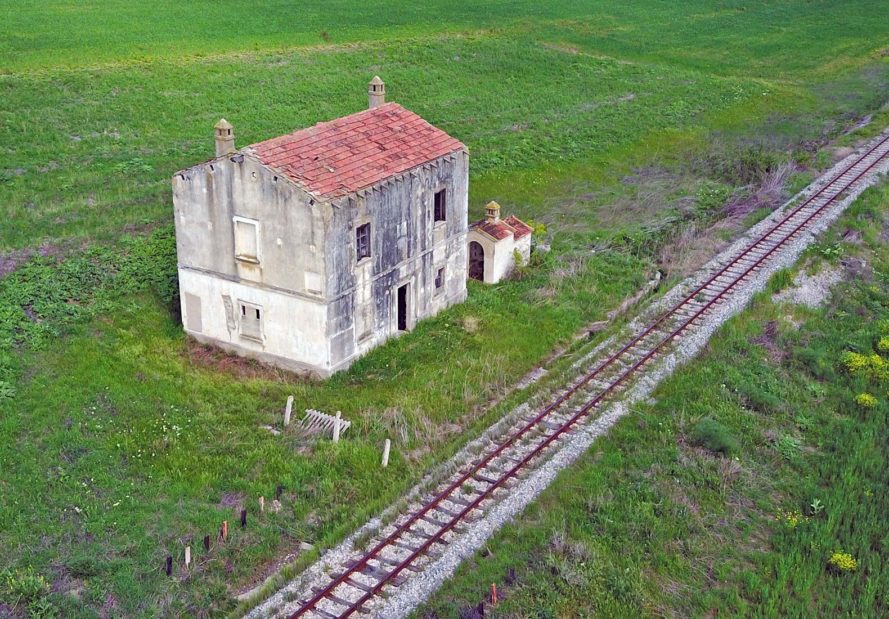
[172,77,469,377]
[467,201,532,284]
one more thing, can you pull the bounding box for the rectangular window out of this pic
[233,217,259,263]
[356,222,371,261]
[239,301,263,341]
[433,189,447,223]
[435,267,445,293]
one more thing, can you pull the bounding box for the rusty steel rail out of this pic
[288,133,889,619]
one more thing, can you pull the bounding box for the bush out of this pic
[842,351,887,381]
[690,418,740,456]
[827,552,857,573]
[854,393,877,408]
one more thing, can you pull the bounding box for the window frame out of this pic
[232,216,261,264]
[434,266,445,294]
[356,222,371,262]
[433,189,447,223]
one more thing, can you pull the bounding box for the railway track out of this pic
[283,133,889,619]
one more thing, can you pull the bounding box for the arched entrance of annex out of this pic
[469,241,485,281]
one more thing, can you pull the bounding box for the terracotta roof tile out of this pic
[472,219,515,241]
[471,214,533,241]
[503,215,533,239]
[249,103,464,198]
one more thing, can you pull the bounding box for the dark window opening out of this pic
[255,308,261,320]
[397,284,408,331]
[356,223,371,261]
[241,304,246,316]
[435,267,445,291]
[434,189,447,222]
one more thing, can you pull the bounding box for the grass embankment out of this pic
[1,1,888,616]
[418,184,889,617]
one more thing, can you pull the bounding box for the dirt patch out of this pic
[219,491,246,512]
[0,242,69,278]
[185,340,300,382]
[751,320,787,363]
[99,594,120,619]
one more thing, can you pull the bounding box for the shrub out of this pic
[855,393,877,408]
[827,552,857,573]
[877,336,889,354]
[842,351,887,381]
[690,418,740,456]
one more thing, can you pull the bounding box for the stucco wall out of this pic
[178,268,330,375]
[173,154,326,297]
[324,151,469,368]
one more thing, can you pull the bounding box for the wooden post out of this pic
[184,546,191,569]
[284,395,294,426]
[259,496,265,513]
[221,520,228,542]
[165,555,173,576]
[203,535,210,551]
[240,509,247,528]
[490,582,497,605]
[381,439,391,468]
[333,411,342,443]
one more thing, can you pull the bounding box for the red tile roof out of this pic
[471,215,533,241]
[473,219,515,241]
[248,102,465,198]
[504,215,533,239]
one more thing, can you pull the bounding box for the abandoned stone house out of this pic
[467,201,532,284]
[172,77,469,377]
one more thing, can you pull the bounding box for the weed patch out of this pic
[690,418,740,456]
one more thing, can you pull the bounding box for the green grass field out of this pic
[1,1,887,616]
[418,183,889,618]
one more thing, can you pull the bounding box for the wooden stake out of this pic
[259,496,265,513]
[382,439,391,468]
[490,582,497,605]
[284,395,294,426]
[203,535,210,551]
[165,555,173,576]
[333,411,342,443]
[240,509,247,528]
[184,546,191,568]
[221,520,228,542]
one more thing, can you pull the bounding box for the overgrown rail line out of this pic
[287,134,889,619]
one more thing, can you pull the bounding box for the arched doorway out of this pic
[469,241,484,281]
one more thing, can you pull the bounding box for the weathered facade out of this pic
[467,201,532,284]
[173,78,469,377]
